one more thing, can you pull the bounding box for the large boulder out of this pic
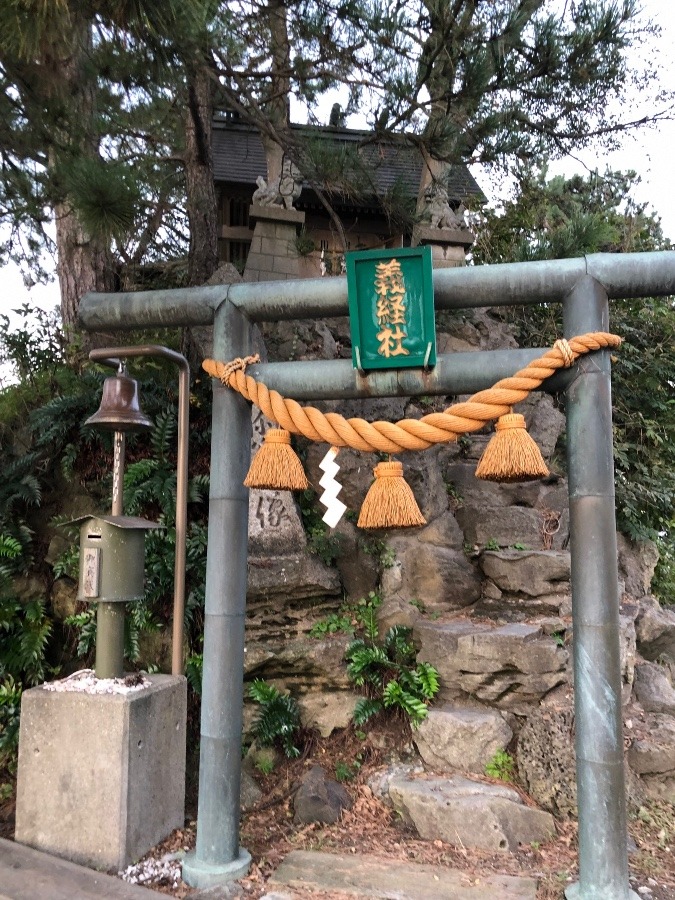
[244,635,351,693]
[381,535,481,613]
[634,663,675,716]
[441,461,567,513]
[480,550,570,597]
[456,506,568,552]
[627,712,675,803]
[517,702,578,817]
[50,578,78,622]
[518,394,566,460]
[247,554,341,606]
[297,691,356,737]
[413,705,513,774]
[293,765,353,824]
[388,774,555,852]
[331,518,380,602]
[635,597,675,664]
[415,620,568,714]
[617,533,659,599]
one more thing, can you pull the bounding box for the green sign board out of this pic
[346,246,436,372]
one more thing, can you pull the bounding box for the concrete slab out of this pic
[0,838,157,899]
[270,850,538,899]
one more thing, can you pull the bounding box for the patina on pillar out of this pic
[182,300,253,888]
[563,275,638,900]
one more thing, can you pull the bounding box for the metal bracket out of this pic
[354,346,366,376]
[423,342,433,370]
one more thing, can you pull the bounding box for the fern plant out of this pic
[345,624,439,730]
[248,679,302,759]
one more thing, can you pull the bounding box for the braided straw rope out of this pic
[203,332,620,455]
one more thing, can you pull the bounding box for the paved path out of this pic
[0,838,157,899]
[270,850,538,899]
[0,840,541,899]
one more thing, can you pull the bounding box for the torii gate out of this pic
[81,251,675,900]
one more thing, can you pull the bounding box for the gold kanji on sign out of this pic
[374,259,409,358]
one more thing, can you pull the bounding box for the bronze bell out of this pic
[85,373,153,432]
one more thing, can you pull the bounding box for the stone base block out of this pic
[15,674,186,871]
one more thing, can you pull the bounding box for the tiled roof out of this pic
[212,120,484,207]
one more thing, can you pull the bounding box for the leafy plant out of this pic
[484,538,500,551]
[185,652,203,695]
[485,750,516,782]
[64,609,97,659]
[0,305,65,387]
[0,678,22,760]
[294,227,316,256]
[298,490,342,565]
[255,756,275,776]
[248,678,302,759]
[309,612,354,638]
[0,482,52,761]
[346,624,439,730]
[360,536,396,569]
[335,755,362,782]
[309,590,382,640]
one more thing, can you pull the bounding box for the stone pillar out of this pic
[15,675,186,872]
[244,204,306,282]
[414,225,474,269]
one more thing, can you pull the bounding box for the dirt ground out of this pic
[2,726,674,899]
[121,727,675,899]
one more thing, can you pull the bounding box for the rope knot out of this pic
[554,339,575,368]
[220,354,260,385]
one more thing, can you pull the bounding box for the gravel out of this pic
[42,669,150,695]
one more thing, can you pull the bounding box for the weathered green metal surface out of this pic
[563,276,638,900]
[248,347,573,401]
[75,516,160,604]
[181,300,253,888]
[79,251,675,329]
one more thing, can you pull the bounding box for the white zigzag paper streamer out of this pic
[319,446,347,529]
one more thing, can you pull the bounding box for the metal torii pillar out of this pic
[80,250,675,898]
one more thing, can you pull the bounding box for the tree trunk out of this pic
[185,61,219,286]
[55,201,116,335]
[261,0,291,183]
[46,9,117,336]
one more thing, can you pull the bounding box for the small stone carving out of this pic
[421,182,467,230]
[252,158,302,210]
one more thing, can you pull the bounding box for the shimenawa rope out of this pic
[203,332,620,454]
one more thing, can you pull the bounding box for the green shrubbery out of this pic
[0,310,214,770]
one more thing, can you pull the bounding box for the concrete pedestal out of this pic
[15,674,186,871]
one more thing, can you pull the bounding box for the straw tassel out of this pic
[357,460,426,530]
[244,429,309,490]
[475,413,549,483]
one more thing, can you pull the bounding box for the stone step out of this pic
[415,619,568,714]
[413,704,513,775]
[0,838,156,900]
[387,774,555,854]
[270,849,538,899]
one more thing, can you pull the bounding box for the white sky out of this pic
[0,0,674,326]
